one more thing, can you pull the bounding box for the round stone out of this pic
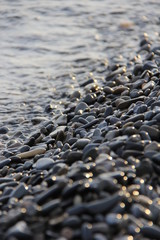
[35,157,54,170]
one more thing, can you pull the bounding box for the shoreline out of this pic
[0,34,160,239]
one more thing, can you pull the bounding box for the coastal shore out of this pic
[0,34,160,239]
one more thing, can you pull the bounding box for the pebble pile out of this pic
[0,35,160,240]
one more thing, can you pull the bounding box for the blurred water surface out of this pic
[0,0,160,117]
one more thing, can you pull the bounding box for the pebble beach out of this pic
[0,1,160,240]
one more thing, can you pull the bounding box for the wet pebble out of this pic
[10,183,28,199]
[75,102,89,114]
[35,157,54,170]
[84,93,96,105]
[0,126,9,134]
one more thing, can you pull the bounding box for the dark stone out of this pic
[45,104,53,113]
[41,199,60,216]
[75,102,89,114]
[10,183,28,199]
[117,96,145,110]
[67,151,83,164]
[18,145,30,153]
[124,114,144,124]
[86,194,121,214]
[84,93,96,105]
[104,106,113,118]
[141,225,160,239]
[0,127,9,134]
[35,183,65,205]
[122,150,144,158]
[63,216,81,228]
[80,79,95,87]
[140,125,160,140]
[75,139,90,149]
[125,142,144,151]
[0,159,11,169]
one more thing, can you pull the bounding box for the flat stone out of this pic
[117,96,145,110]
[112,85,129,94]
[16,148,46,159]
[35,157,54,170]
[75,139,90,149]
[80,78,95,87]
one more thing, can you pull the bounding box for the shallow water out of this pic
[0,0,160,122]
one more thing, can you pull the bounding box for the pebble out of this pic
[0,159,11,169]
[41,199,60,216]
[74,139,90,149]
[10,183,28,199]
[75,102,89,114]
[35,157,54,170]
[104,106,113,117]
[103,86,113,94]
[16,147,46,159]
[140,125,159,140]
[84,93,96,105]
[86,194,121,214]
[0,126,9,134]
[56,114,67,125]
[117,96,145,109]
